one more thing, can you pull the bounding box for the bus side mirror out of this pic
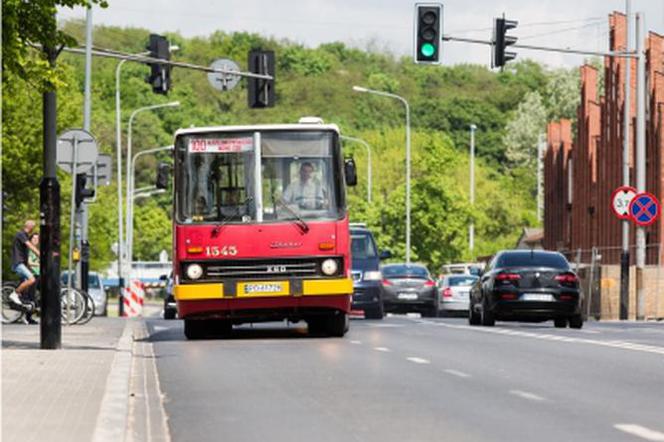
[344,158,357,186]
[379,250,392,260]
[156,163,170,189]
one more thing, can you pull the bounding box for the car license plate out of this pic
[522,293,554,302]
[238,281,289,296]
[398,293,418,300]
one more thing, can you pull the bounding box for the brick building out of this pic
[544,12,664,265]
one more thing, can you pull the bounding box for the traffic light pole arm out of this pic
[442,35,638,59]
[63,46,274,80]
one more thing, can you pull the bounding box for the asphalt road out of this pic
[146,316,664,442]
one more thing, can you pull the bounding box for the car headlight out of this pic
[186,264,203,280]
[321,259,338,276]
[363,271,382,281]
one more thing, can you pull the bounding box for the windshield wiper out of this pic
[277,197,310,234]
[212,197,253,236]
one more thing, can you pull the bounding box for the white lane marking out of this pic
[367,323,404,328]
[153,325,168,332]
[350,340,362,345]
[444,369,471,378]
[614,424,664,441]
[373,347,391,352]
[578,329,601,334]
[509,390,546,402]
[407,357,430,364]
[423,320,664,357]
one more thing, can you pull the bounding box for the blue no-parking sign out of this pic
[628,192,661,227]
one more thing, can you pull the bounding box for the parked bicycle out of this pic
[1,280,95,325]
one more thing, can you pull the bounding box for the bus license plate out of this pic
[238,281,289,297]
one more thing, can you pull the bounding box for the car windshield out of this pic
[447,276,478,286]
[382,265,429,279]
[176,130,342,224]
[496,252,570,269]
[351,233,377,259]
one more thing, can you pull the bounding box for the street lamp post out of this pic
[127,145,174,266]
[352,86,411,264]
[469,124,476,255]
[340,135,372,203]
[125,103,179,275]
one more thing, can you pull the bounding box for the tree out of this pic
[543,67,581,121]
[503,91,548,169]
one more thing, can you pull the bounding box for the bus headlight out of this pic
[321,259,338,276]
[364,271,382,281]
[186,264,203,280]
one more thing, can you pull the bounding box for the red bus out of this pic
[161,118,356,339]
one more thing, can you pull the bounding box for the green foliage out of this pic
[504,91,548,169]
[3,21,572,276]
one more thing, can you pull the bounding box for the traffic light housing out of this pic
[493,17,518,68]
[247,50,275,108]
[75,174,94,207]
[414,3,443,64]
[146,34,171,95]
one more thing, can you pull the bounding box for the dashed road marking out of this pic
[349,340,362,345]
[406,357,430,364]
[444,369,471,378]
[509,390,546,402]
[373,347,391,352]
[614,424,664,441]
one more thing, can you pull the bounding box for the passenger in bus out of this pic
[282,162,328,210]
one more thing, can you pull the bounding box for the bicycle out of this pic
[1,281,92,325]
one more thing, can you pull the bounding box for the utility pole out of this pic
[537,133,546,223]
[469,124,476,254]
[40,40,62,349]
[635,11,646,320]
[620,0,632,320]
[79,6,94,296]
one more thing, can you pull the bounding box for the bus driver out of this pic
[282,162,328,210]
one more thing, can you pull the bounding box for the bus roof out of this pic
[175,123,340,137]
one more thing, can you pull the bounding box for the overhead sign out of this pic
[611,185,637,219]
[628,192,661,227]
[188,138,253,153]
[56,129,98,174]
[207,59,241,91]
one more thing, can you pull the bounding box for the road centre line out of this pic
[407,357,430,364]
[349,340,362,345]
[614,424,664,441]
[373,347,391,352]
[444,369,471,378]
[509,390,546,402]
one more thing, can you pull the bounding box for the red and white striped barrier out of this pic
[122,279,145,317]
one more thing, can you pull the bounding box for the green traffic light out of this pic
[420,43,435,57]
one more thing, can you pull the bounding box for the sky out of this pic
[58,0,664,68]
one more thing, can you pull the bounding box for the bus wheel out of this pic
[184,319,208,339]
[326,312,349,337]
[212,320,233,337]
[306,317,326,335]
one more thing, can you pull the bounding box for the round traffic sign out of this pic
[611,185,637,219]
[56,129,98,174]
[628,192,661,227]
[207,59,241,91]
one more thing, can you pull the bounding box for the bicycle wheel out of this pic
[2,283,24,324]
[60,288,86,324]
[75,291,95,325]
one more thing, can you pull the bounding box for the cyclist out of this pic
[10,220,39,323]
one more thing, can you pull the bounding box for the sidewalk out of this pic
[1,302,167,442]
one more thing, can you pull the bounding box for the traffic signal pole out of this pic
[40,42,62,349]
[620,0,632,320]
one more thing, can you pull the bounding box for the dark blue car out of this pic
[350,224,391,319]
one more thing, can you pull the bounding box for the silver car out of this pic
[61,271,108,316]
[438,274,479,315]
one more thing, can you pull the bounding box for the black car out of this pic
[469,250,583,328]
[350,225,391,319]
[381,263,437,317]
[161,273,177,320]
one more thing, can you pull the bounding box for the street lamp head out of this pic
[352,86,369,93]
[169,45,180,53]
[168,101,181,107]
[470,124,477,131]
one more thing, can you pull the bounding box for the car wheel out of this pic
[364,303,384,320]
[554,318,567,328]
[164,308,176,320]
[481,298,495,326]
[568,314,584,329]
[468,304,481,325]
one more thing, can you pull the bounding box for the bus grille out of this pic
[202,258,338,279]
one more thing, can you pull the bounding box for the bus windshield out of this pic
[176,130,343,224]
